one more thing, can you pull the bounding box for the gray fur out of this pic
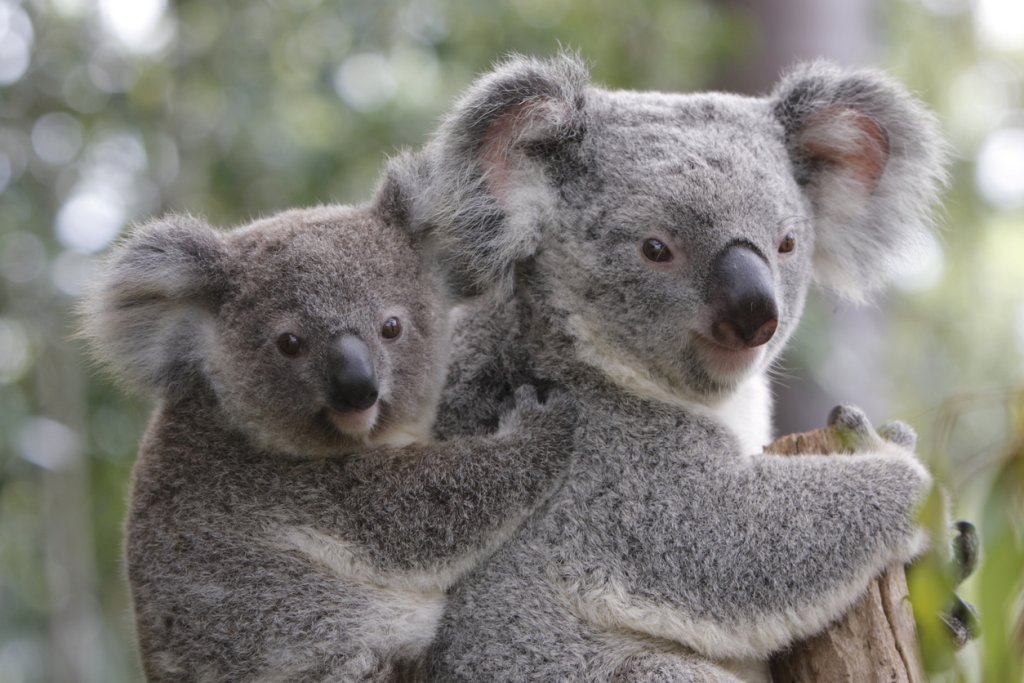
[81,158,574,681]
[421,54,946,680]
[773,61,949,300]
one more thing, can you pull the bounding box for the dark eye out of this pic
[642,238,673,263]
[779,234,797,254]
[381,317,402,340]
[276,333,302,357]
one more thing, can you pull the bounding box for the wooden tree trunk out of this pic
[764,428,927,683]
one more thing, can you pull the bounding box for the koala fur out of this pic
[417,55,947,681]
[81,160,574,681]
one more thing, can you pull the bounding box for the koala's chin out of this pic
[692,337,766,382]
[320,401,431,453]
[676,335,783,406]
[325,403,380,438]
[237,407,381,460]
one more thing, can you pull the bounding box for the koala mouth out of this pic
[325,404,380,437]
[691,334,764,378]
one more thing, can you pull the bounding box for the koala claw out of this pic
[941,594,980,649]
[878,421,917,450]
[951,520,979,585]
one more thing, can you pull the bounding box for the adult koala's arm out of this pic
[557,405,931,661]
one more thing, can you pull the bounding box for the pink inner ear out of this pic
[479,101,537,202]
[800,107,891,191]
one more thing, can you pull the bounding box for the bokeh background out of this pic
[1,0,1022,681]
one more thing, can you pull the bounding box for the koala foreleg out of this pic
[833,407,981,646]
[605,412,934,660]
[319,386,575,574]
[813,407,979,648]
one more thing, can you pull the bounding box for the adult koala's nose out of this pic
[326,335,379,411]
[708,244,779,350]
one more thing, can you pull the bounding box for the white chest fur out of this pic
[709,373,774,455]
[567,310,774,454]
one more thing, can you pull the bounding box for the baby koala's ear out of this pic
[373,149,483,303]
[81,214,230,395]
[374,149,429,239]
[772,61,949,302]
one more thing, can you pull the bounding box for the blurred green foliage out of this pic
[0,0,1021,681]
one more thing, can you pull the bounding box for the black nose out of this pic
[327,335,379,411]
[709,244,779,350]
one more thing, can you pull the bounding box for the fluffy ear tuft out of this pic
[373,149,429,237]
[418,52,589,297]
[80,215,229,395]
[773,61,949,301]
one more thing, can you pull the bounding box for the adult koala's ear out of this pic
[773,61,949,301]
[81,215,229,395]
[419,53,588,297]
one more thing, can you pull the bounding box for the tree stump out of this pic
[764,427,926,683]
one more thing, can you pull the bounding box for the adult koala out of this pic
[417,55,948,681]
[81,158,575,682]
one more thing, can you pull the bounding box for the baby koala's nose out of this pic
[327,335,379,411]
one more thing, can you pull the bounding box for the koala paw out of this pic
[920,521,980,650]
[951,520,980,586]
[878,421,917,450]
[942,594,980,649]
[827,404,871,431]
[498,385,538,433]
[512,384,543,412]
[827,406,922,462]
[827,404,882,451]
[499,384,577,438]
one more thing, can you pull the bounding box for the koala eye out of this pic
[778,234,797,254]
[276,333,303,357]
[641,238,673,263]
[381,317,402,340]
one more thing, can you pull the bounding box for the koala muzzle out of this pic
[327,335,379,411]
[709,244,779,350]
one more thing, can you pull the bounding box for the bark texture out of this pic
[765,427,926,683]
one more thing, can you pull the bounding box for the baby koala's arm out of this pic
[300,386,574,581]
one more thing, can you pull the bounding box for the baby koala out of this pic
[82,159,574,681]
